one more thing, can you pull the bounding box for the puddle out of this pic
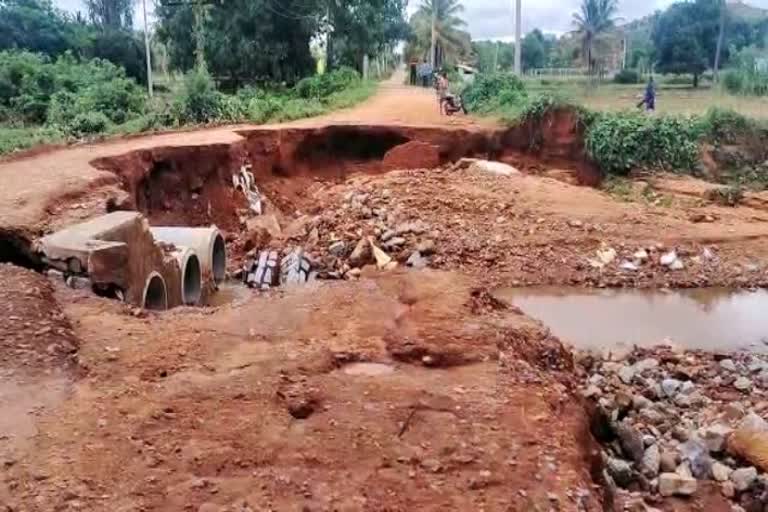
[206,281,253,307]
[342,362,395,376]
[493,287,768,352]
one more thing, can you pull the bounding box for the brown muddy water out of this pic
[493,287,768,352]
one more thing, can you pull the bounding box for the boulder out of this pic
[730,467,758,492]
[658,473,697,497]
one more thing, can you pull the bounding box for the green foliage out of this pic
[296,67,361,99]
[472,41,514,73]
[462,72,528,114]
[0,50,146,131]
[521,29,553,72]
[172,69,221,124]
[0,124,66,154]
[652,0,720,86]
[699,107,755,143]
[613,69,641,84]
[406,0,471,68]
[68,110,111,136]
[586,111,702,174]
[721,46,768,97]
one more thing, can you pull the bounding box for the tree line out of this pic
[0,0,409,88]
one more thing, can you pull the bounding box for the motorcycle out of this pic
[440,93,467,116]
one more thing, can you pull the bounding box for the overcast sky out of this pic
[53,0,768,40]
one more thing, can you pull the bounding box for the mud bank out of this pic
[87,118,599,233]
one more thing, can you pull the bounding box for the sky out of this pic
[53,0,768,40]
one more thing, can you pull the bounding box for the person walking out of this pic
[637,77,656,112]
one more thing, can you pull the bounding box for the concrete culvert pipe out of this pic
[170,246,202,305]
[142,271,168,311]
[150,227,227,286]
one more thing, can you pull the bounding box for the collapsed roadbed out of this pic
[1,115,768,511]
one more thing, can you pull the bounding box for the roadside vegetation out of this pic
[463,71,768,190]
[0,0,405,156]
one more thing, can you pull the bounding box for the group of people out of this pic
[409,60,434,87]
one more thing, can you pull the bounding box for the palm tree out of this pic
[408,0,470,69]
[572,0,621,75]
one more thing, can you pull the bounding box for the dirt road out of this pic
[0,71,493,235]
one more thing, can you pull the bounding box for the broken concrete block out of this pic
[468,160,521,177]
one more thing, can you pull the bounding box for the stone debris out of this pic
[242,248,312,289]
[465,159,521,177]
[233,165,263,215]
[579,345,768,509]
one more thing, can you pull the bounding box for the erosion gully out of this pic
[0,114,766,511]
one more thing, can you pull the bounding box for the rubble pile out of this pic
[588,243,720,274]
[579,346,768,511]
[282,180,441,279]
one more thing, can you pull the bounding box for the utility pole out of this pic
[493,40,499,71]
[430,2,437,68]
[142,0,153,97]
[514,0,522,75]
[714,0,726,83]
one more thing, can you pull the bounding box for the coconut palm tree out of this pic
[572,0,621,75]
[408,0,470,69]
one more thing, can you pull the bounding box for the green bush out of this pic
[0,50,146,130]
[614,69,641,84]
[68,111,111,136]
[586,112,702,175]
[462,72,528,114]
[700,107,754,144]
[295,67,361,99]
[0,125,66,154]
[172,69,221,124]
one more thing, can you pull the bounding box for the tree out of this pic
[472,40,514,72]
[0,0,79,56]
[84,0,133,30]
[521,29,551,71]
[327,0,408,72]
[572,0,620,74]
[652,0,721,87]
[407,0,470,69]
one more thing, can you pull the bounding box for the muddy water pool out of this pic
[493,287,768,352]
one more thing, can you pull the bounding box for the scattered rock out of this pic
[383,237,406,250]
[328,241,346,257]
[606,457,635,488]
[658,472,697,497]
[730,466,758,492]
[660,451,679,473]
[641,444,661,478]
[679,438,712,479]
[703,424,733,453]
[349,239,372,268]
[660,251,679,267]
[722,481,736,498]
[617,422,645,464]
[620,261,639,272]
[712,462,733,482]
[619,365,636,384]
[734,377,753,391]
[661,378,682,397]
[416,239,436,256]
[720,359,738,372]
[406,251,428,270]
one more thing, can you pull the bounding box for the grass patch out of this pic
[0,125,67,156]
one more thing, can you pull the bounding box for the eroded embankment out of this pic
[87,113,598,234]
